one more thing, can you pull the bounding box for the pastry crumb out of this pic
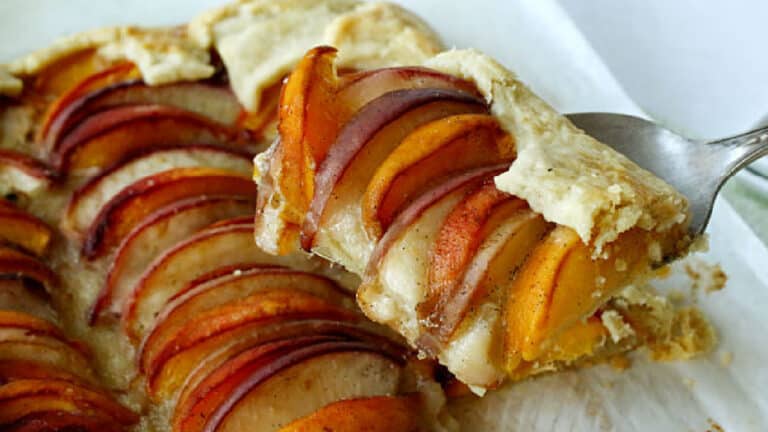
[720,351,733,367]
[707,418,725,432]
[608,355,631,371]
[684,259,727,294]
[649,307,717,361]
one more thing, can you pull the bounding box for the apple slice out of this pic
[52,104,257,173]
[0,379,138,426]
[91,196,255,324]
[81,168,256,258]
[0,280,55,324]
[174,340,402,432]
[0,150,55,194]
[37,62,139,141]
[4,410,120,432]
[43,80,244,150]
[277,396,421,432]
[0,202,53,256]
[504,226,658,369]
[62,145,252,235]
[0,248,57,293]
[301,88,487,250]
[121,223,329,341]
[139,268,355,374]
[362,113,515,238]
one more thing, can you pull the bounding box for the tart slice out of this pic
[254,46,709,390]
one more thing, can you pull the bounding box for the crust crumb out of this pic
[684,259,727,295]
[719,351,733,367]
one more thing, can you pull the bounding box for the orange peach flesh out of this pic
[362,114,515,238]
[277,396,421,432]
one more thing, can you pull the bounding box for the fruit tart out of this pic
[252,46,715,391]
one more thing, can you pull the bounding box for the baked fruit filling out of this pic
[254,46,698,389]
[0,34,450,431]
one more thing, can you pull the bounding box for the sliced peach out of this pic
[0,203,53,256]
[44,80,244,150]
[174,340,401,432]
[0,337,96,384]
[37,61,139,142]
[0,311,62,339]
[0,379,138,426]
[0,248,57,293]
[25,48,112,108]
[81,168,256,258]
[363,165,508,282]
[139,268,355,375]
[0,280,55,324]
[52,104,257,172]
[418,207,552,352]
[256,47,483,254]
[362,114,515,238]
[302,88,486,249]
[277,396,421,432]
[62,145,253,236]
[0,360,89,386]
[91,196,254,324]
[170,319,405,406]
[504,226,657,369]
[148,319,354,400]
[0,150,55,194]
[3,410,120,432]
[121,223,333,341]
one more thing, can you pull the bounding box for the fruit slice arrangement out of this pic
[1,42,448,431]
[254,46,696,389]
[0,200,140,431]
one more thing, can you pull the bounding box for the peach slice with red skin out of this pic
[91,195,254,324]
[81,168,256,259]
[4,411,122,432]
[0,379,138,427]
[277,396,422,432]
[362,113,515,238]
[43,80,244,151]
[0,311,62,340]
[0,248,57,292]
[0,360,90,386]
[0,150,56,194]
[62,145,253,236]
[504,226,662,370]
[138,267,355,375]
[301,88,487,249]
[0,280,56,327]
[52,104,257,173]
[174,339,401,432]
[257,46,484,254]
[37,61,139,143]
[0,202,53,256]
[121,222,327,341]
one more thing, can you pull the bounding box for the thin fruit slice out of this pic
[121,223,319,340]
[0,337,96,384]
[302,88,487,249]
[0,379,138,426]
[0,360,90,386]
[362,114,515,237]
[0,203,53,256]
[171,319,405,405]
[0,248,57,292]
[277,396,421,432]
[44,80,244,150]
[52,104,256,173]
[4,410,121,432]
[0,280,55,323]
[139,268,354,375]
[81,168,256,258]
[37,61,139,141]
[62,145,253,235]
[0,150,55,194]
[504,226,659,369]
[91,196,254,324]
[174,340,401,432]
[0,311,62,339]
